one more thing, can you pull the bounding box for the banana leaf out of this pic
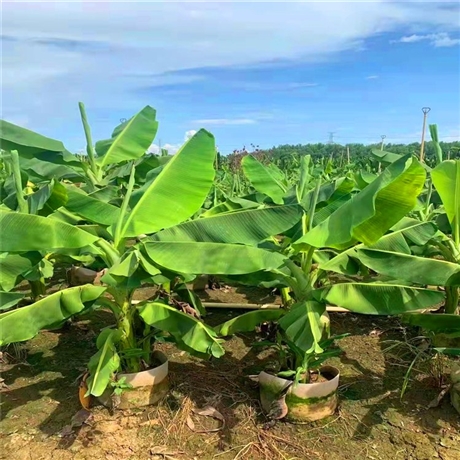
[0,285,106,345]
[143,241,287,275]
[151,205,301,245]
[96,106,158,168]
[86,329,122,397]
[139,301,225,358]
[296,155,426,250]
[215,309,284,336]
[122,129,216,237]
[0,291,25,310]
[355,249,460,286]
[319,282,444,315]
[0,211,99,252]
[242,155,286,205]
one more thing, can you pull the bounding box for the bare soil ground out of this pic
[1,285,459,460]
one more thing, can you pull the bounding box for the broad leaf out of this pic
[201,197,261,217]
[278,301,326,354]
[401,312,460,334]
[215,309,284,336]
[296,155,426,250]
[0,291,25,311]
[319,282,444,315]
[122,129,216,237]
[371,149,402,164]
[86,329,122,397]
[0,251,43,291]
[143,241,287,275]
[242,155,286,204]
[0,211,99,252]
[139,301,225,358]
[151,205,301,244]
[0,119,65,155]
[64,185,120,226]
[96,106,158,167]
[0,285,105,345]
[431,160,460,235]
[321,219,438,275]
[356,249,460,286]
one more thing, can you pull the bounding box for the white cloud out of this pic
[148,130,197,155]
[185,130,197,141]
[366,75,379,80]
[393,32,460,47]
[192,119,257,126]
[1,1,459,132]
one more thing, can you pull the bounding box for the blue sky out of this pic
[2,1,459,154]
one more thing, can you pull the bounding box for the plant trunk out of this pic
[29,278,46,301]
[445,286,459,314]
[118,299,141,373]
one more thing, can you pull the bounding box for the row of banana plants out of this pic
[0,105,458,416]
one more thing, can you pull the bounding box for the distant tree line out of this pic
[221,140,460,170]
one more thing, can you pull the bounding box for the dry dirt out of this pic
[1,286,459,460]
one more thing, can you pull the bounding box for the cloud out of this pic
[231,81,318,91]
[2,1,460,138]
[148,130,198,155]
[185,130,197,141]
[366,75,379,80]
[392,32,460,47]
[192,118,257,126]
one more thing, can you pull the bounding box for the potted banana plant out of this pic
[0,106,302,409]
[210,152,445,421]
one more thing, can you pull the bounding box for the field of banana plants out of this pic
[1,105,459,460]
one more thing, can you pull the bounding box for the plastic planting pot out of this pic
[259,365,340,422]
[98,350,169,410]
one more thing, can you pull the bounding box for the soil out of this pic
[1,284,460,460]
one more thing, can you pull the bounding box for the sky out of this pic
[1,1,460,154]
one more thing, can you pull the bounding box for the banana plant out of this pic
[346,158,460,315]
[206,154,443,361]
[0,109,303,399]
[0,127,73,302]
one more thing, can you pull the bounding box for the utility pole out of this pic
[328,132,336,144]
[380,135,386,151]
[420,107,431,162]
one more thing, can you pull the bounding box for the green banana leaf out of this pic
[242,155,286,205]
[139,301,225,358]
[19,156,84,182]
[122,129,216,237]
[201,197,261,217]
[96,106,158,168]
[0,251,43,291]
[319,282,444,315]
[295,154,426,250]
[278,301,326,354]
[142,241,287,275]
[0,285,106,345]
[431,160,460,235]
[26,180,68,215]
[321,219,438,275]
[215,309,284,336]
[151,205,301,245]
[64,185,120,226]
[0,119,66,155]
[0,211,99,252]
[371,149,402,165]
[86,329,122,397]
[0,291,25,310]
[429,125,443,165]
[355,249,460,286]
[401,312,460,334]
